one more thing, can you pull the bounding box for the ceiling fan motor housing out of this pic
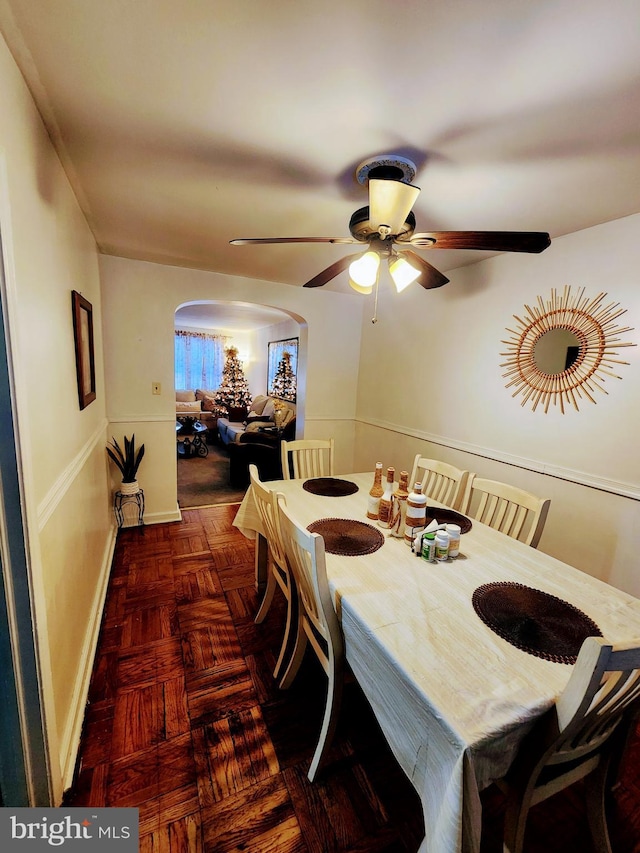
[349,207,416,243]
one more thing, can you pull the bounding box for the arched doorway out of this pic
[174,300,306,507]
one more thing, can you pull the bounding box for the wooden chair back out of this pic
[249,464,287,571]
[277,496,344,781]
[500,636,640,852]
[281,438,335,480]
[249,465,294,681]
[408,454,471,511]
[466,476,550,547]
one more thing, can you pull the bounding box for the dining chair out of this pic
[281,437,335,480]
[249,465,296,682]
[276,495,344,782]
[465,476,550,547]
[498,635,640,853]
[408,454,471,512]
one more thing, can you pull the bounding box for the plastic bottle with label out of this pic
[367,462,384,520]
[435,529,450,561]
[445,523,461,558]
[421,532,436,562]
[377,467,395,528]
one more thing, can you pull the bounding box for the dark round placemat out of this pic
[425,506,473,533]
[303,477,359,497]
[307,518,385,556]
[472,582,602,664]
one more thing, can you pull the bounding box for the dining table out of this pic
[233,471,640,853]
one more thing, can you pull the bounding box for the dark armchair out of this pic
[227,419,296,488]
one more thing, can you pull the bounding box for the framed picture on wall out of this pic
[71,290,96,410]
[267,337,298,402]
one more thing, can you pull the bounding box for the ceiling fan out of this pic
[230,155,551,294]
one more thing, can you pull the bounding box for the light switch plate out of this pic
[152,382,161,395]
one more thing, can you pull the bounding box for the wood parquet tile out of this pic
[192,708,279,805]
[185,662,258,730]
[64,506,640,853]
[139,811,202,853]
[200,774,306,853]
[116,637,185,688]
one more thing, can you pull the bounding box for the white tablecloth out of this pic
[234,472,640,853]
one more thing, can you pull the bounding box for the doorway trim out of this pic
[0,152,52,805]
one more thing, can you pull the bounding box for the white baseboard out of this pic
[143,507,182,525]
[59,526,117,790]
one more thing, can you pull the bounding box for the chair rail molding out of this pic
[108,413,176,424]
[357,415,640,501]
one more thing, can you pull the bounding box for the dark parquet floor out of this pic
[64,504,640,852]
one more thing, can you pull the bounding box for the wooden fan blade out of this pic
[409,231,551,253]
[401,250,450,289]
[230,236,357,245]
[303,254,356,288]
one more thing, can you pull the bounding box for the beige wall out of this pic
[99,254,364,518]
[355,213,640,596]
[0,32,112,801]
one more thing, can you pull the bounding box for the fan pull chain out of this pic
[371,275,379,324]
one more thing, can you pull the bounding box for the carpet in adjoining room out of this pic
[177,443,247,507]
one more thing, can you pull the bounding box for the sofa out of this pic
[175,389,219,440]
[217,394,296,445]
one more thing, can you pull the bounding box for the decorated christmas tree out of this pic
[269,350,297,401]
[214,347,252,414]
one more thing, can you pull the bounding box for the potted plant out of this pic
[106,434,145,494]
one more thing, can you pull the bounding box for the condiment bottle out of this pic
[445,523,461,558]
[435,529,450,561]
[389,471,409,538]
[367,462,384,520]
[421,532,436,562]
[404,482,427,545]
[377,467,395,528]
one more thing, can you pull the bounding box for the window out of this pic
[175,330,227,390]
[267,337,298,402]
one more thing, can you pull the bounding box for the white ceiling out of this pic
[1,0,640,302]
[175,301,289,332]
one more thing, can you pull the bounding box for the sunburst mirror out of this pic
[501,286,636,413]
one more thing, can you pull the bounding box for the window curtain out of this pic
[175,330,227,390]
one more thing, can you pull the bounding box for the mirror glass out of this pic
[533,329,581,375]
